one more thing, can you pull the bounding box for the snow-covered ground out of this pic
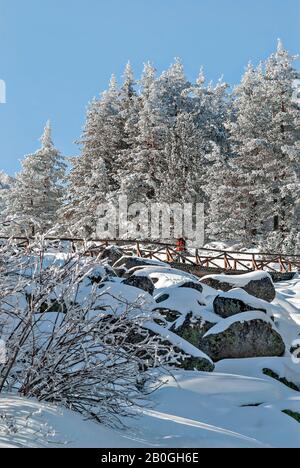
[1,364,300,448]
[1,272,300,448]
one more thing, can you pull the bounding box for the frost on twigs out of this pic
[0,238,180,428]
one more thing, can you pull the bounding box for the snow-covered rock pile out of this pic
[5,249,286,369]
[95,253,286,365]
[2,246,300,448]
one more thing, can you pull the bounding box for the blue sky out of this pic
[0,0,299,175]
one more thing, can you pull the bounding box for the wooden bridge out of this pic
[1,236,299,278]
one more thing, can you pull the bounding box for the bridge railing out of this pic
[0,236,299,273]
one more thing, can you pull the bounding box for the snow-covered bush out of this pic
[0,238,178,427]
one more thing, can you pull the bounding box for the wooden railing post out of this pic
[136,241,142,257]
[252,254,259,271]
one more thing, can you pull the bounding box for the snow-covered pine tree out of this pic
[188,71,231,237]
[0,171,14,230]
[263,40,300,235]
[224,63,270,244]
[62,76,124,236]
[204,145,242,242]
[226,41,300,245]
[4,121,66,236]
[61,154,109,237]
[118,62,160,204]
[159,111,203,204]
[147,59,196,203]
[150,58,191,150]
[114,62,143,203]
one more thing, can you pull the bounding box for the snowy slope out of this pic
[1,264,300,448]
[2,366,300,448]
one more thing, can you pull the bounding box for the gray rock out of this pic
[177,355,214,372]
[270,271,296,283]
[99,246,124,265]
[153,308,182,323]
[123,276,155,295]
[200,273,276,303]
[245,276,276,302]
[171,313,216,346]
[113,267,127,278]
[213,295,266,318]
[125,325,214,372]
[88,265,116,284]
[179,281,203,294]
[199,319,285,362]
[114,256,166,271]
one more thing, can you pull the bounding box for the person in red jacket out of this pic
[176,237,187,263]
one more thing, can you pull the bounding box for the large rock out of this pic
[213,295,266,319]
[123,276,155,295]
[99,246,124,265]
[113,266,127,278]
[241,275,276,303]
[124,324,214,372]
[88,265,116,284]
[153,308,182,323]
[199,315,285,362]
[200,272,276,303]
[171,312,216,345]
[179,281,203,294]
[113,256,167,271]
[177,355,214,372]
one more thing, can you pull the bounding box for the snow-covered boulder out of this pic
[113,256,168,271]
[179,281,203,294]
[213,289,268,318]
[200,271,276,303]
[99,245,125,266]
[88,265,117,284]
[199,312,285,362]
[113,266,127,278]
[145,322,214,372]
[170,312,216,345]
[123,276,155,295]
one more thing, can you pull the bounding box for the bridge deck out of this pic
[0,236,299,277]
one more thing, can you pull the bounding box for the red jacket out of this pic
[176,238,186,252]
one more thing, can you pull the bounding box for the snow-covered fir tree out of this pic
[115,63,143,202]
[0,171,14,228]
[208,63,267,243]
[188,71,231,237]
[58,44,299,245]
[61,76,124,236]
[4,121,66,236]
[215,41,300,244]
[148,58,191,165]
[159,111,204,204]
[263,40,300,234]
